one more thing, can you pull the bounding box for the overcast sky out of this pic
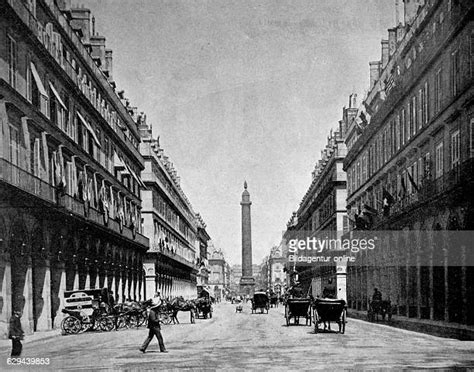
[80,0,395,265]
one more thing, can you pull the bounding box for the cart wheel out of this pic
[137,310,147,327]
[341,309,346,334]
[99,317,115,332]
[61,316,81,335]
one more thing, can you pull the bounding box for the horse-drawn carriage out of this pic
[251,292,269,314]
[284,298,312,325]
[61,289,115,334]
[367,300,392,322]
[312,298,347,334]
[195,297,213,319]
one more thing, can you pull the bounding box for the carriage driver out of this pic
[372,288,382,302]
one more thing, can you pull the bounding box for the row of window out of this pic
[151,161,195,225]
[153,221,195,264]
[348,41,468,197]
[349,122,471,217]
[6,30,142,198]
[152,189,195,245]
[7,119,142,231]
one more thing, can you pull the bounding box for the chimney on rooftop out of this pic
[403,0,425,26]
[388,28,397,56]
[369,61,382,89]
[70,7,91,44]
[105,49,113,82]
[381,40,389,68]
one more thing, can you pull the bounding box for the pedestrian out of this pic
[139,301,167,353]
[9,310,24,357]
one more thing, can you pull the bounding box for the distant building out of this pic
[208,244,229,300]
[139,122,199,300]
[195,213,211,291]
[285,124,348,300]
[268,243,287,296]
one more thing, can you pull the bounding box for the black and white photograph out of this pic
[1,0,474,370]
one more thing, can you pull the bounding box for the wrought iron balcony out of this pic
[0,158,149,247]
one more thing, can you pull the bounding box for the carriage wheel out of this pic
[98,317,115,332]
[61,316,81,335]
[159,312,171,325]
[340,309,346,334]
[137,310,147,327]
[116,315,128,329]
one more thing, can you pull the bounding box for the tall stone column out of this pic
[240,181,255,295]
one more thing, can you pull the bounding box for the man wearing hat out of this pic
[9,310,24,356]
[139,292,167,353]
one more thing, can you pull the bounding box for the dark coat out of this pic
[9,314,24,340]
[147,308,161,329]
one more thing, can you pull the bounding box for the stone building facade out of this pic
[139,123,200,300]
[284,125,348,300]
[0,0,149,338]
[343,0,474,329]
[208,245,230,300]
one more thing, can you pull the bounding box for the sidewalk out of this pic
[0,329,61,352]
[348,308,474,340]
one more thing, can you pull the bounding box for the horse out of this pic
[112,300,150,329]
[368,300,392,321]
[169,297,196,324]
[270,295,279,308]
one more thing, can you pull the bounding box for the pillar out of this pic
[35,259,52,331]
[73,266,79,290]
[0,255,12,339]
[117,272,123,303]
[22,257,34,334]
[84,268,91,290]
[52,262,66,329]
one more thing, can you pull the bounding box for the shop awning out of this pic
[48,82,67,110]
[77,111,101,147]
[30,62,48,97]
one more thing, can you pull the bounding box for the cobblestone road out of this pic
[2,302,474,371]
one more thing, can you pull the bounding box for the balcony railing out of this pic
[0,158,148,247]
[0,158,55,203]
[374,158,473,226]
[150,243,197,269]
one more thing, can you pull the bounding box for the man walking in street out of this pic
[139,292,167,353]
[9,310,24,357]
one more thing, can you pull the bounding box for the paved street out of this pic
[2,302,474,371]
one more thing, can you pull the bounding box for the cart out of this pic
[312,298,347,334]
[284,298,312,325]
[195,297,213,319]
[251,292,269,314]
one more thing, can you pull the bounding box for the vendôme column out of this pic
[240,181,255,295]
